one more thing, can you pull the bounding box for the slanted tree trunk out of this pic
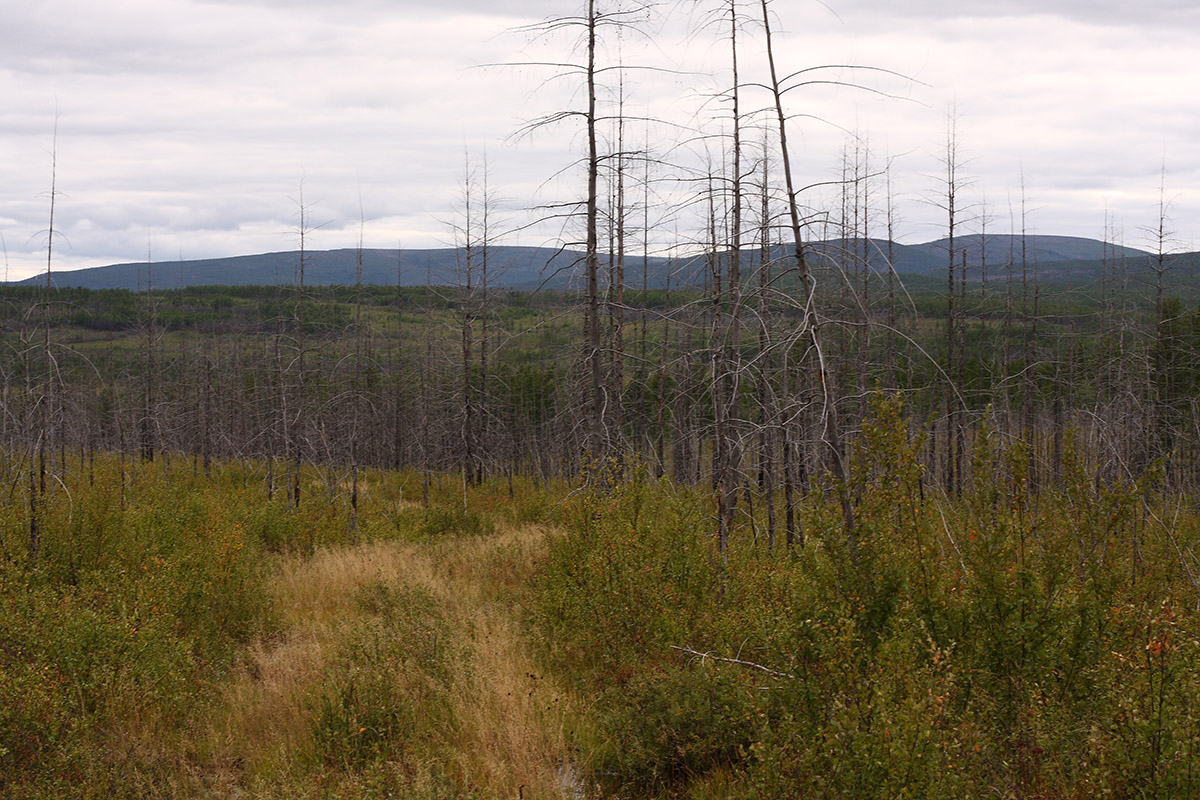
[759,0,854,544]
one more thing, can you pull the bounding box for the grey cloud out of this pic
[197,0,547,20]
[0,1,349,81]
[832,0,1200,27]
[2,0,1198,281]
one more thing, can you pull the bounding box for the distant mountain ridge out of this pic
[10,235,1164,291]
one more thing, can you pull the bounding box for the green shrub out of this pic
[0,459,273,797]
[311,583,457,771]
[590,664,759,793]
[420,506,496,538]
[531,398,1200,798]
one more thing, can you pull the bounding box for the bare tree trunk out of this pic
[609,70,628,461]
[351,213,365,543]
[393,247,405,469]
[655,258,669,478]
[716,0,744,555]
[943,116,959,496]
[886,161,897,390]
[757,142,777,550]
[480,161,491,484]
[202,347,212,478]
[584,0,605,460]
[140,244,158,464]
[290,187,310,509]
[459,156,478,486]
[1019,177,1037,492]
[32,121,60,569]
[759,0,854,544]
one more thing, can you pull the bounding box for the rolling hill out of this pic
[9,235,1165,291]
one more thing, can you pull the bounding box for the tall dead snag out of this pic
[756,135,778,549]
[715,0,745,555]
[288,186,313,509]
[392,246,406,470]
[884,158,898,390]
[421,264,434,509]
[480,159,492,486]
[1002,197,1017,437]
[584,0,605,460]
[1148,165,1175,466]
[269,277,285,501]
[31,122,60,568]
[452,151,500,487]
[655,254,670,478]
[942,113,960,496]
[976,195,993,408]
[140,242,159,464]
[504,0,652,470]
[758,0,854,544]
[638,131,655,469]
[350,209,366,543]
[457,154,479,487]
[1018,176,1037,490]
[605,65,628,458]
[201,346,212,478]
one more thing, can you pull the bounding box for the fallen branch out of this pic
[670,645,794,679]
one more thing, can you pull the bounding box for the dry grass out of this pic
[423,528,584,800]
[193,521,580,799]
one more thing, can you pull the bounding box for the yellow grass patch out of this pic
[196,520,581,798]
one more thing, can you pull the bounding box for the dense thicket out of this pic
[533,398,1200,797]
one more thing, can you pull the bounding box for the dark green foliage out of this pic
[419,506,496,538]
[592,665,758,789]
[0,461,275,797]
[531,397,1200,798]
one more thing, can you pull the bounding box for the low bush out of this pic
[420,506,496,538]
[0,460,274,798]
[531,397,1200,798]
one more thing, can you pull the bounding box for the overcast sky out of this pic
[2,0,1197,281]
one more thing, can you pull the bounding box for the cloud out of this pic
[833,0,1200,27]
[0,0,1197,280]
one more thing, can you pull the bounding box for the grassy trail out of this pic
[201,520,580,799]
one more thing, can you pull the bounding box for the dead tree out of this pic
[757,0,855,544]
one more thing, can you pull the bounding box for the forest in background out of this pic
[2,236,1198,519]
